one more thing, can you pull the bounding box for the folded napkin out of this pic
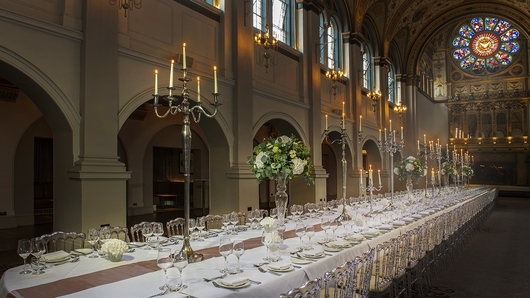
[379,224,393,230]
[328,240,351,248]
[346,235,365,241]
[302,248,324,257]
[42,250,70,262]
[392,220,406,226]
[402,217,414,222]
[419,211,430,216]
[268,261,292,271]
[364,228,380,235]
[411,214,423,219]
[218,276,249,287]
[73,248,93,255]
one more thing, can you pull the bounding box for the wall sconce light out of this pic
[523,136,528,144]
[478,137,482,145]
[492,137,497,145]
[325,66,344,97]
[507,136,512,144]
[367,86,382,113]
[254,25,278,72]
[109,0,142,17]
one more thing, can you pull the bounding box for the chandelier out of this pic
[367,86,382,113]
[325,66,345,97]
[393,103,407,122]
[254,25,278,72]
[109,0,142,17]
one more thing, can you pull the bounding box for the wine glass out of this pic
[157,248,174,290]
[141,223,153,249]
[219,238,233,273]
[17,239,32,274]
[232,240,245,273]
[261,230,271,262]
[270,208,278,219]
[229,212,239,235]
[305,225,315,250]
[173,251,189,289]
[296,204,304,220]
[87,228,99,258]
[221,214,231,235]
[196,217,206,240]
[295,223,306,250]
[320,218,330,242]
[30,238,46,275]
[290,205,298,221]
[188,218,196,240]
[329,220,338,241]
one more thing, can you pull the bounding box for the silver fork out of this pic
[203,273,227,282]
[255,265,282,276]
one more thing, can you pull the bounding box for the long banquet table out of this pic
[1,187,496,298]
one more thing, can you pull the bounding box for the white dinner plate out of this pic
[291,257,311,265]
[267,264,294,272]
[217,280,250,289]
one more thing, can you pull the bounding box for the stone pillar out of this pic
[64,1,130,232]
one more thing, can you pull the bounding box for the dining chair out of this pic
[167,218,186,236]
[322,259,357,298]
[130,221,150,242]
[278,277,322,298]
[405,227,424,298]
[392,233,410,298]
[368,238,398,298]
[110,226,130,242]
[39,231,85,253]
[204,214,223,230]
[356,248,375,298]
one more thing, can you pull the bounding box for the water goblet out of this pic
[261,230,272,262]
[296,204,304,219]
[87,228,100,258]
[188,218,197,240]
[222,214,231,235]
[329,220,338,241]
[99,226,111,243]
[165,267,183,292]
[157,248,173,290]
[294,223,306,250]
[219,238,233,273]
[255,209,264,223]
[173,250,189,289]
[17,239,32,274]
[320,218,330,242]
[305,225,315,250]
[229,212,239,235]
[232,240,245,273]
[270,208,278,219]
[30,238,46,275]
[142,223,153,249]
[196,217,206,240]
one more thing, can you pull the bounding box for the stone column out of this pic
[64,1,130,232]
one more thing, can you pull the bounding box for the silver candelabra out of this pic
[417,138,441,198]
[377,124,404,206]
[324,114,351,222]
[151,51,221,263]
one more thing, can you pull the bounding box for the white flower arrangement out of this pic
[393,156,426,183]
[336,204,352,215]
[263,230,283,245]
[101,239,128,256]
[462,165,474,177]
[441,161,456,177]
[247,135,314,184]
[260,217,278,231]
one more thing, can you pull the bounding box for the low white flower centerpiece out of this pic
[260,216,278,233]
[101,239,128,262]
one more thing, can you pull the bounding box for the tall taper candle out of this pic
[384,128,387,141]
[359,115,362,131]
[401,126,403,140]
[369,165,373,185]
[154,70,158,96]
[214,66,218,93]
[197,76,200,102]
[378,169,381,186]
[169,60,174,88]
[325,114,328,129]
[417,140,420,151]
[360,168,363,186]
[423,134,426,145]
[389,119,392,132]
[379,129,382,141]
[183,43,187,69]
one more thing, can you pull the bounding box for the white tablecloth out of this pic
[1,188,495,298]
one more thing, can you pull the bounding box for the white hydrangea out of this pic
[260,217,278,230]
[101,239,128,255]
[264,230,283,244]
[255,152,267,169]
[406,156,415,161]
[278,135,291,144]
[405,163,414,172]
[292,157,305,175]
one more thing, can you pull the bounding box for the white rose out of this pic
[278,136,291,144]
[406,156,415,161]
[405,163,414,172]
[393,167,399,175]
[255,152,267,169]
[260,217,278,228]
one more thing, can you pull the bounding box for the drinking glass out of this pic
[329,220,338,241]
[142,224,153,249]
[99,226,111,243]
[30,238,46,275]
[305,225,315,250]
[165,267,183,292]
[157,248,173,290]
[320,218,330,242]
[87,228,99,258]
[296,204,304,219]
[294,223,306,249]
[17,239,32,274]
[219,238,233,273]
[173,251,189,289]
[222,214,231,235]
[196,217,206,240]
[290,205,298,221]
[270,208,278,219]
[261,230,272,262]
[232,240,245,273]
[188,218,196,240]
[229,212,239,235]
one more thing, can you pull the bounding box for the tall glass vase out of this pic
[406,175,414,203]
[274,172,289,226]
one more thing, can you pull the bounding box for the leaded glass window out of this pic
[452,17,520,74]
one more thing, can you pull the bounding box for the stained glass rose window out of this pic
[452,17,519,73]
